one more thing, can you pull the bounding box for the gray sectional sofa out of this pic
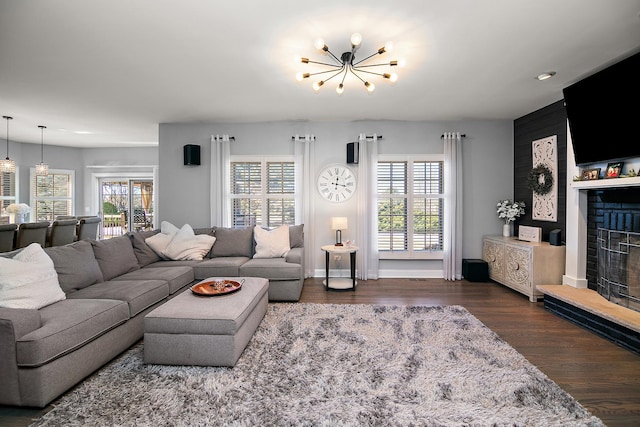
[0,225,304,407]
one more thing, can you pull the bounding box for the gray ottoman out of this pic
[144,277,268,367]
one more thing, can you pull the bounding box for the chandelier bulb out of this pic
[336,84,344,95]
[350,33,362,47]
[312,80,324,91]
[364,81,375,92]
[383,73,398,83]
[314,38,327,51]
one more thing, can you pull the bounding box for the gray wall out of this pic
[158,119,514,276]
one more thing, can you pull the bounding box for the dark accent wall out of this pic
[513,100,567,241]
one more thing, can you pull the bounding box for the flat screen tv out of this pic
[563,51,640,166]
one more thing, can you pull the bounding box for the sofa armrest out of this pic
[286,247,303,266]
[0,308,42,340]
[0,308,41,405]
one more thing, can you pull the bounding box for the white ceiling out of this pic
[1,0,639,148]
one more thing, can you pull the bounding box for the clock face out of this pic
[316,164,357,202]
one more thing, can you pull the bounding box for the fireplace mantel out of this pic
[571,176,640,190]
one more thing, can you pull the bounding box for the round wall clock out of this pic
[316,164,357,202]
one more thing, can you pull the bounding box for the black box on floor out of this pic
[462,259,489,282]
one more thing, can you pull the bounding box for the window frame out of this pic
[29,168,75,222]
[377,154,444,260]
[229,155,297,228]
[0,169,18,222]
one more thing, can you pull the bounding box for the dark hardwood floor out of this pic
[2,278,639,426]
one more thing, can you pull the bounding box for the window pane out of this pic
[267,199,295,227]
[414,161,443,194]
[267,162,295,194]
[233,198,261,227]
[377,198,407,250]
[377,161,407,194]
[413,197,443,251]
[231,162,261,194]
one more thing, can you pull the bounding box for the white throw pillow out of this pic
[0,243,66,309]
[162,224,216,261]
[253,224,290,258]
[145,220,180,259]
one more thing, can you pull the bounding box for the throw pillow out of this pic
[211,226,254,258]
[145,221,179,259]
[44,240,104,293]
[128,230,162,267]
[91,235,140,281]
[0,243,66,309]
[253,224,290,258]
[162,224,216,261]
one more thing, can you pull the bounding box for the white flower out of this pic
[6,203,31,215]
[496,199,525,224]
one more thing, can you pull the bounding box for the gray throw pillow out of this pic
[128,230,161,267]
[44,240,104,293]
[289,224,304,248]
[91,236,140,281]
[211,227,253,258]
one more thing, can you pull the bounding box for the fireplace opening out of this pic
[597,228,640,313]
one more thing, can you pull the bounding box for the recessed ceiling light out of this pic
[73,130,93,134]
[536,72,556,81]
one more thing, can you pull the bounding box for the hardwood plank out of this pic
[1,278,639,427]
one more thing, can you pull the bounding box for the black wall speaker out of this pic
[347,142,359,164]
[549,229,562,246]
[183,144,201,166]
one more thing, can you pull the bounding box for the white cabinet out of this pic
[482,235,565,302]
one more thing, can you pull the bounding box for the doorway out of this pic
[100,179,154,238]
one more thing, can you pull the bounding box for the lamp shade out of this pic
[331,217,348,230]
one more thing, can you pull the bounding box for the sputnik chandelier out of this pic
[296,33,399,94]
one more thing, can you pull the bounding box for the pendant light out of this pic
[1,116,15,173]
[35,125,48,175]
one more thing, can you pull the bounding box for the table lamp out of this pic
[331,217,348,246]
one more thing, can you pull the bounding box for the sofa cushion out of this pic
[162,224,216,261]
[289,224,304,249]
[67,279,169,317]
[239,257,303,280]
[253,224,290,258]
[192,257,251,280]
[211,227,253,258]
[16,298,130,367]
[128,230,161,267]
[44,240,104,293]
[114,266,194,295]
[91,236,140,281]
[0,243,66,310]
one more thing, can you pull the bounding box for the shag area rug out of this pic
[31,304,604,427]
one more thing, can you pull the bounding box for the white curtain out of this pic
[443,132,463,280]
[294,134,315,278]
[210,134,230,227]
[356,133,379,280]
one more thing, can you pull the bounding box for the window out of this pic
[30,169,75,222]
[0,170,16,222]
[230,157,296,228]
[377,156,444,259]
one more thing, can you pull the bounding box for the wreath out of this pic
[527,164,554,195]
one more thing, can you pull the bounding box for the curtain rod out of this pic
[291,135,316,141]
[211,135,235,141]
[359,135,383,140]
[440,134,466,138]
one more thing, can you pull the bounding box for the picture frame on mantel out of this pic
[605,162,623,178]
[581,167,601,180]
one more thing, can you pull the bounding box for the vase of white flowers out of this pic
[5,203,31,224]
[496,199,525,237]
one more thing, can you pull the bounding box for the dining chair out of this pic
[47,219,79,247]
[77,216,102,240]
[15,221,50,249]
[0,223,17,252]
